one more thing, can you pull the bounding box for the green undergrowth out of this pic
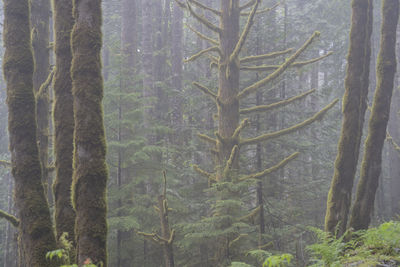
[307,221,400,266]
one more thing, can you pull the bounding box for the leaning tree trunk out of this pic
[71,0,108,266]
[350,0,399,230]
[325,0,373,236]
[52,0,76,245]
[31,0,51,200]
[2,0,57,266]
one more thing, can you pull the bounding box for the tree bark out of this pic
[350,0,399,230]
[325,0,373,236]
[71,0,108,265]
[52,0,76,246]
[2,0,57,265]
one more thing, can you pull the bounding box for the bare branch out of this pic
[240,89,316,115]
[0,210,19,227]
[239,152,300,181]
[0,160,11,167]
[240,48,294,64]
[229,234,248,248]
[137,231,168,245]
[240,51,333,71]
[241,2,279,16]
[185,23,219,46]
[185,46,221,62]
[197,132,217,145]
[240,0,256,10]
[186,1,222,34]
[240,98,339,146]
[238,31,321,99]
[193,81,217,99]
[229,0,260,63]
[175,0,187,9]
[188,0,221,16]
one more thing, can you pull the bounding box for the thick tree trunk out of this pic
[52,0,76,245]
[71,0,108,265]
[325,0,373,236]
[350,0,399,230]
[2,0,57,265]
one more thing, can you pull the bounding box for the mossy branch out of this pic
[193,164,216,181]
[240,0,256,10]
[240,51,333,71]
[137,231,169,245]
[239,152,300,181]
[188,0,221,16]
[240,98,338,146]
[240,89,316,115]
[0,209,19,227]
[36,69,54,99]
[0,160,11,167]
[175,0,186,8]
[229,0,260,63]
[240,48,294,64]
[241,2,279,16]
[387,132,400,153]
[185,46,221,62]
[229,234,248,248]
[186,1,222,34]
[238,206,260,223]
[233,118,250,139]
[222,145,239,178]
[185,23,219,45]
[197,133,217,145]
[238,31,321,99]
[193,81,217,99]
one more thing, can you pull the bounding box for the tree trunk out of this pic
[52,0,76,246]
[2,0,57,265]
[31,0,51,200]
[325,0,373,236]
[71,0,108,265]
[350,0,399,230]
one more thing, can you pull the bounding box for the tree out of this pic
[2,0,57,265]
[71,0,108,265]
[350,0,399,230]
[325,0,373,236]
[176,0,337,265]
[52,0,76,245]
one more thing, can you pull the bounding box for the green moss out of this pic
[71,0,108,265]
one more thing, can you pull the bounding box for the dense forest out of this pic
[0,0,400,266]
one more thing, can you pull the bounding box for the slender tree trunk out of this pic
[2,0,57,265]
[325,0,373,236]
[350,0,399,230]
[71,0,108,265]
[171,1,183,130]
[52,0,76,245]
[3,173,13,267]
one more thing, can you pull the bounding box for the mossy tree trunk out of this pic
[2,0,57,266]
[31,0,51,199]
[325,0,373,236]
[52,0,76,245]
[349,0,399,231]
[71,0,108,265]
